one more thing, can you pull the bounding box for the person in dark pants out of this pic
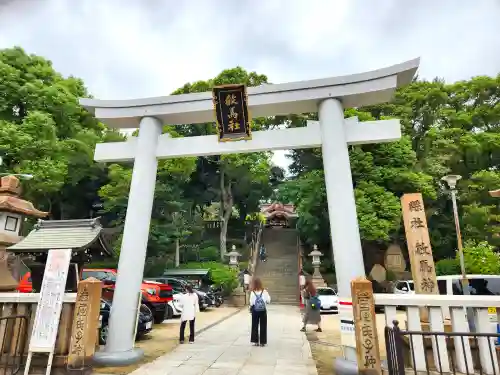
[249,277,271,346]
[259,244,267,262]
[179,284,199,343]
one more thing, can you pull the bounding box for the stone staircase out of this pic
[255,227,299,305]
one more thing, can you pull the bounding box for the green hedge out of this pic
[85,260,119,269]
[180,261,238,295]
[435,258,461,276]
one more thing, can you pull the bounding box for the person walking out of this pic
[259,244,267,262]
[179,284,200,343]
[300,279,322,332]
[243,269,252,291]
[249,277,271,346]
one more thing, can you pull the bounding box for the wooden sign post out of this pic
[401,193,438,296]
[351,278,382,375]
[67,277,102,369]
[24,249,72,375]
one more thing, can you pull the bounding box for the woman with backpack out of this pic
[249,277,271,346]
[301,279,322,332]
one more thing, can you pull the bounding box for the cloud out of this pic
[1,0,499,100]
[1,0,499,169]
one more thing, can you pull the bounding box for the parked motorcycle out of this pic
[209,285,224,307]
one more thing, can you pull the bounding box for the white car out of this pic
[317,287,339,313]
[169,293,183,317]
[393,280,415,295]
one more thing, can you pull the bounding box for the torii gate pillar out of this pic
[81,58,419,367]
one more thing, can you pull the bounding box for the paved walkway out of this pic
[131,305,317,375]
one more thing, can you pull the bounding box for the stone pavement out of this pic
[130,305,318,375]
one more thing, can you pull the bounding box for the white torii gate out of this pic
[81,58,419,365]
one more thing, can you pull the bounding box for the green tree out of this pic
[462,241,500,275]
[98,155,198,258]
[171,67,275,258]
[278,109,435,250]
[282,73,500,264]
[0,47,123,225]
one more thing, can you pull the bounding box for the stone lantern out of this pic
[226,245,241,269]
[0,175,48,290]
[309,244,326,287]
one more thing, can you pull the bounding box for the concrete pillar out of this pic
[319,99,365,295]
[319,98,365,366]
[93,116,162,366]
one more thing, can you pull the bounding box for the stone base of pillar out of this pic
[93,347,144,367]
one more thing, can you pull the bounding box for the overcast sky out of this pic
[1,0,499,169]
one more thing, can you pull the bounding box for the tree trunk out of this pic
[175,239,180,267]
[220,170,233,261]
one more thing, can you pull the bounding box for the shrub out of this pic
[85,260,119,269]
[435,258,461,276]
[462,240,500,275]
[239,261,249,271]
[180,261,238,295]
[385,269,397,281]
[199,246,219,261]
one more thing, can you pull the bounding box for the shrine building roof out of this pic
[260,202,298,218]
[8,218,114,256]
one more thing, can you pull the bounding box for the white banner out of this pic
[29,249,72,352]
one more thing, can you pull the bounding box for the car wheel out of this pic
[165,304,174,320]
[99,325,109,345]
[153,312,165,324]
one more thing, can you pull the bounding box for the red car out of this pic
[82,268,173,324]
[17,268,174,324]
[17,272,32,293]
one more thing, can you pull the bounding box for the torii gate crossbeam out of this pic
[94,118,401,162]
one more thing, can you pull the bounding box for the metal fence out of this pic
[0,315,28,375]
[385,319,500,375]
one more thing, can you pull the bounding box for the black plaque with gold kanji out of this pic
[212,84,252,142]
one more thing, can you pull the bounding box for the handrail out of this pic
[248,222,263,274]
[297,232,302,305]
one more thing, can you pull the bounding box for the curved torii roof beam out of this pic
[80,58,419,129]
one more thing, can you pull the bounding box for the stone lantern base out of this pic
[312,275,326,288]
[227,289,247,307]
[312,267,326,288]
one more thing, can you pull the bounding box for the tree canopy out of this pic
[279,74,500,269]
[1,46,499,275]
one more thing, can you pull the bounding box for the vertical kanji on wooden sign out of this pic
[68,277,102,369]
[212,84,252,142]
[351,277,382,375]
[401,193,438,295]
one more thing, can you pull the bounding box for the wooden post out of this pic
[351,278,382,375]
[401,193,438,322]
[67,277,102,369]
